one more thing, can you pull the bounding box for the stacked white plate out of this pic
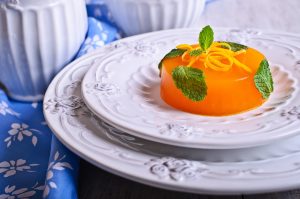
[43,28,300,195]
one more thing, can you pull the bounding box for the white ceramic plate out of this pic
[81,28,300,149]
[44,47,300,195]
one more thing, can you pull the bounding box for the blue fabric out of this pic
[0,12,119,199]
[86,3,117,27]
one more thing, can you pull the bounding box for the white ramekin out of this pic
[103,0,205,36]
[0,0,87,101]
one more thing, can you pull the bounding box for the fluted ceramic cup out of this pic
[0,0,87,101]
[103,0,205,36]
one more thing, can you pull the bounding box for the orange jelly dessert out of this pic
[159,26,274,116]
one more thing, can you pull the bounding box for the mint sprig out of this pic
[158,49,187,76]
[172,66,207,101]
[189,49,203,57]
[218,41,248,52]
[254,59,274,99]
[199,25,214,52]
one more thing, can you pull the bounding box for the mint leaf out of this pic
[158,49,187,76]
[199,25,214,52]
[254,59,274,99]
[218,41,248,52]
[172,66,207,101]
[189,49,203,57]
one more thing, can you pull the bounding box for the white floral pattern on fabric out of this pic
[0,183,44,199]
[81,35,105,54]
[4,123,40,148]
[0,101,19,117]
[43,151,73,198]
[0,159,39,178]
[31,103,38,109]
[96,20,104,30]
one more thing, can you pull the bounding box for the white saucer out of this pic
[81,28,300,149]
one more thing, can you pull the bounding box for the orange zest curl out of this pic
[176,42,252,73]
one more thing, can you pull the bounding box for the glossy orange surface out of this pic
[160,47,266,116]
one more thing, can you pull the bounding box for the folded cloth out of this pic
[86,1,118,28]
[0,17,119,199]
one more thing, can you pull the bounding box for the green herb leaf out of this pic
[172,66,207,101]
[189,49,203,57]
[218,41,248,52]
[158,49,187,76]
[199,25,214,52]
[254,59,274,99]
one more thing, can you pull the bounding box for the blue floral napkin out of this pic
[0,13,119,199]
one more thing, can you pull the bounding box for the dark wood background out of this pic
[78,160,300,199]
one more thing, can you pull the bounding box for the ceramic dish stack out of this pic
[43,28,300,195]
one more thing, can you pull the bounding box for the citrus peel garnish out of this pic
[176,42,252,73]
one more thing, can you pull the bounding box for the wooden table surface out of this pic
[78,0,300,198]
